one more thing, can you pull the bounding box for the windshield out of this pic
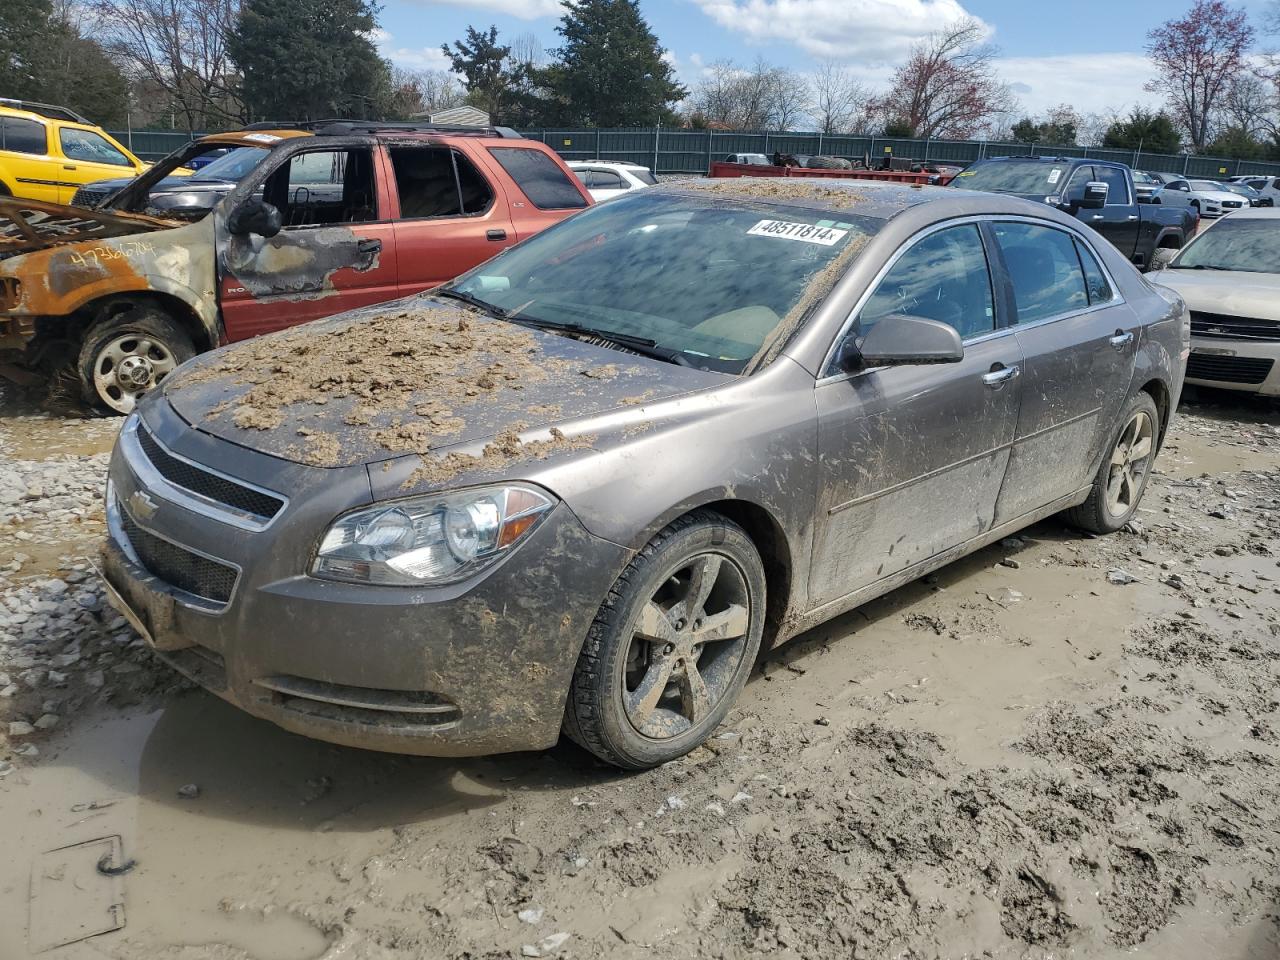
[189,146,268,182]
[446,191,878,374]
[1221,182,1257,197]
[1190,180,1226,192]
[1171,217,1280,273]
[951,160,1076,195]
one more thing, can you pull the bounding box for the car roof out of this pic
[195,122,533,150]
[0,99,90,124]
[567,160,649,169]
[657,177,1045,222]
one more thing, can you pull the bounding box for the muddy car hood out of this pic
[163,298,731,469]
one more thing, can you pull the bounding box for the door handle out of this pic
[1126,215,1139,221]
[486,228,508,241]
[1090,214,1103,220]
[63,164,76,170]
[356,238,382,255]
[1109,331,1134,350]
[981,364,1019,389]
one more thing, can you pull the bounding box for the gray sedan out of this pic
[101,180,1189,769]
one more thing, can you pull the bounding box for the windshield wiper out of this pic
[433,288,508,318]
[509,316,694,367]
[1180,264,1231,270]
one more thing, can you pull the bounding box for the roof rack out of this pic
[242,119,522,139]
[0,98,91,124]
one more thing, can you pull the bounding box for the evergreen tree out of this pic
[1101,109,1181,153]
[441,26,514,120]
[1,0,56,100]
[1205,125,1263,159]
[544,0,685,126]
[229,0,393,121]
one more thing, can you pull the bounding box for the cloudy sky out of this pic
[376,0,1274,119]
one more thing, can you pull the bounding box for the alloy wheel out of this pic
[621,552,752,740]
[1106,410,1154,516]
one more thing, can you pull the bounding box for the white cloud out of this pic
[384,45,456,72]
[401,0,562,20]
[993,53,1163,117]
[689,0,983,61]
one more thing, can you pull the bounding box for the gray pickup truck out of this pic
[953,156,1195,269]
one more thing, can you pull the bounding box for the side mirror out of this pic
[227,198,282,238]
[1078,181,1109,210]
[837,314,964,372]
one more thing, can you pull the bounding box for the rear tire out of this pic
[565,511,766,769]
[78,307,195,415]
[1066,392,1160,534]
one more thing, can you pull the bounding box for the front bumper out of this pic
[1186,337,1280,396]
[101,399,630,756]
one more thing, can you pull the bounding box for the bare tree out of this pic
[1145,0,1253,151]
[508,31,545,71]
[90,0,242,130]
[690,58,811,129]
[388,66,467,118]
[810,60,871,134]
[872,18,1018,139]
[1218,71,1276,140]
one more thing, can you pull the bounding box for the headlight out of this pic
[313,484,555,586]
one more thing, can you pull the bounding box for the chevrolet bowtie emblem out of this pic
[128,489,159,522]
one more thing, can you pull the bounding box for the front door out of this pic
[385,145,515,296]
[53,127,140,202]
[809,222,1024,607]
[989,221,1139,521]
[218,145,399,342]
[1084,165,1141,258]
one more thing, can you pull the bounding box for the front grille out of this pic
[1222,200,1243,208]
[138,425,284,521]
[1190,311,1280,342]
[1186,352,1275,385]
[119,508,238,603]
[70,187,109,208]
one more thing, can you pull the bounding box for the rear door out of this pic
[386,144,514,296]
[991,220,1139,522]
[53,127,140,201]
[809,222,1023,606]
[218,144,399,342]
[0,116,59,203]
[482,144,591,241]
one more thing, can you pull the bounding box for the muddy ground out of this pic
[0,383,1276,960]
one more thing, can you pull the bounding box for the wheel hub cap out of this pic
[1105,411,1154,515]
[116,354,154,388]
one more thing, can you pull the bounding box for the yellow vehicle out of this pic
[0,99,149,204]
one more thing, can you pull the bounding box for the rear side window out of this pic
[0,117,47,155]
[1074,238,1114,305]
[587,169,625,190]
[857,224,995,340]
[390,147,493,219]
[60,128,131,166]
[993,222,1088,323]
[630,168,658,185]
[489,147,588,210]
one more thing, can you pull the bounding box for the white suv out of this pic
[567,161,657,202]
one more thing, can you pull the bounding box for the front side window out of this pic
[856,224,995,340]
[1168,181,1188,192]
[447,191,878,373]
[488,147,588,210]
[390,147,493,219]
[262,148,376,227]
[1094,166,1130,205]
[993,222,1088,323]
[59,128,131,166]
[0,117,48,155]
[1074,238,1114,304]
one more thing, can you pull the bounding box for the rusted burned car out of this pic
[0,121,590,412]
[101,179,1188,769]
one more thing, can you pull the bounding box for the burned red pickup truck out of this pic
[0,121,592,413]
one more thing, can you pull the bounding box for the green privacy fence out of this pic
[521,127,1280,179]
[109,125,1280,179]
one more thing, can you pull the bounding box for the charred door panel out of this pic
[216,146,399,342]
[809,333,1023,607]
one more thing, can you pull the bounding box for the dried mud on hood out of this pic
[164,298,718,472]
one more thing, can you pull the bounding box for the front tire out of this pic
[1066,392,1160,534]
[565,511,766,769]
[78,307,195,415]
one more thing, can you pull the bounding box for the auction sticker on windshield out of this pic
[748,220,848,245]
